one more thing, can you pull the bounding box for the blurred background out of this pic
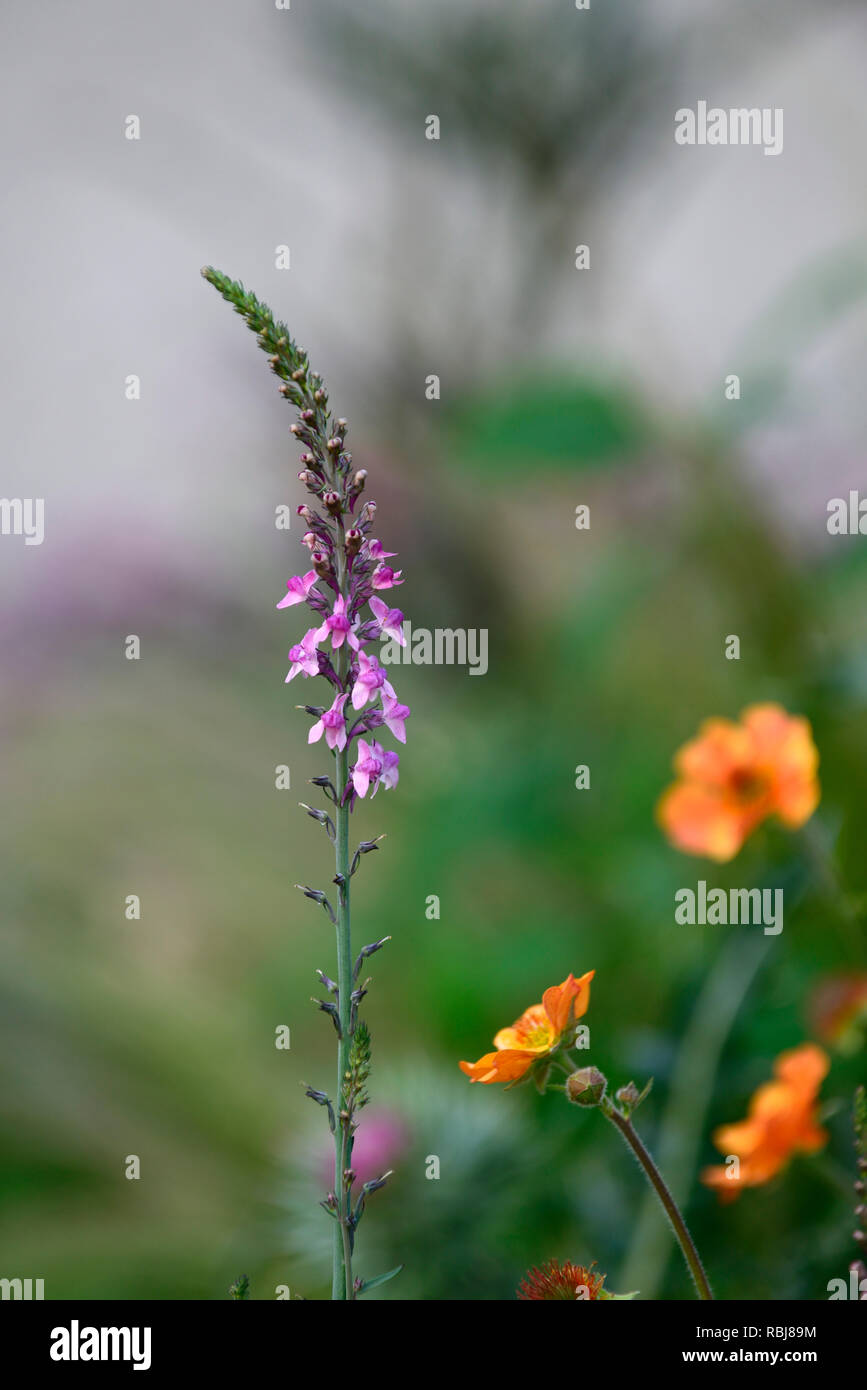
[1,0,866,1300]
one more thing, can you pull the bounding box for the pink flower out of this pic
[351,739,400,798]
[371,565,403,591]
[351,649,395,711]
[285,628,321,682]
[369,596,406,645]
[351,739,383,799]
[315,1107,410,1187]
[368,540,397,562]
[308,692,349,751]
[378,745,400,791]
[277,570,319,609]
[315,594,360,652]
[381,693,410,743]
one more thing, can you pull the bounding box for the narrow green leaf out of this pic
[356,1264,404,1296]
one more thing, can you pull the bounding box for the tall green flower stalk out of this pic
[851,1085,867,1295]
[203,269,408,1300]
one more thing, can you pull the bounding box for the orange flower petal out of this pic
[459,1049,537,1084]
[542,970,594,1035]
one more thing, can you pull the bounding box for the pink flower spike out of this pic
[368,540,397,561]
[351,649,395,711]
[351,739,383,799]
[382,693,410,743]
[371,565,403,591]
[309,693,349,751]
[285,627,322,682]
[315,594,360,652]
[277,570,319,609]
[369,596,406,645]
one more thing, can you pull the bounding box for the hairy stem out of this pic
[602,1099,714,1301]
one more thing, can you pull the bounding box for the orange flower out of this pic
[459,971,594,1085]
[657,703,819,862]
[701,1043,829,1202]
[809,973,867,1055]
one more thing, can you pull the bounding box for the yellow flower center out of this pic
[523,1022,555,1049]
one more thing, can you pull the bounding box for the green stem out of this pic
[621,932,769,1297]
[601,1098,714,1300]
[333,532,354,1302]
[800,819,863,956]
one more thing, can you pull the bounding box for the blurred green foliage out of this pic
[2,0,865,1305]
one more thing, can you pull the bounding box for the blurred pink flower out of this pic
[317,1109,410,1187]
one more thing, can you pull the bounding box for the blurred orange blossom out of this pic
[459,971,594,1085]
[701,1042,829,1202]
[657,703,819,862]
[808,973,867,1055]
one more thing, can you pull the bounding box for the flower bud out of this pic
[322,491,342,515]
[345,527,362,556]
[566,1066,607,1107]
